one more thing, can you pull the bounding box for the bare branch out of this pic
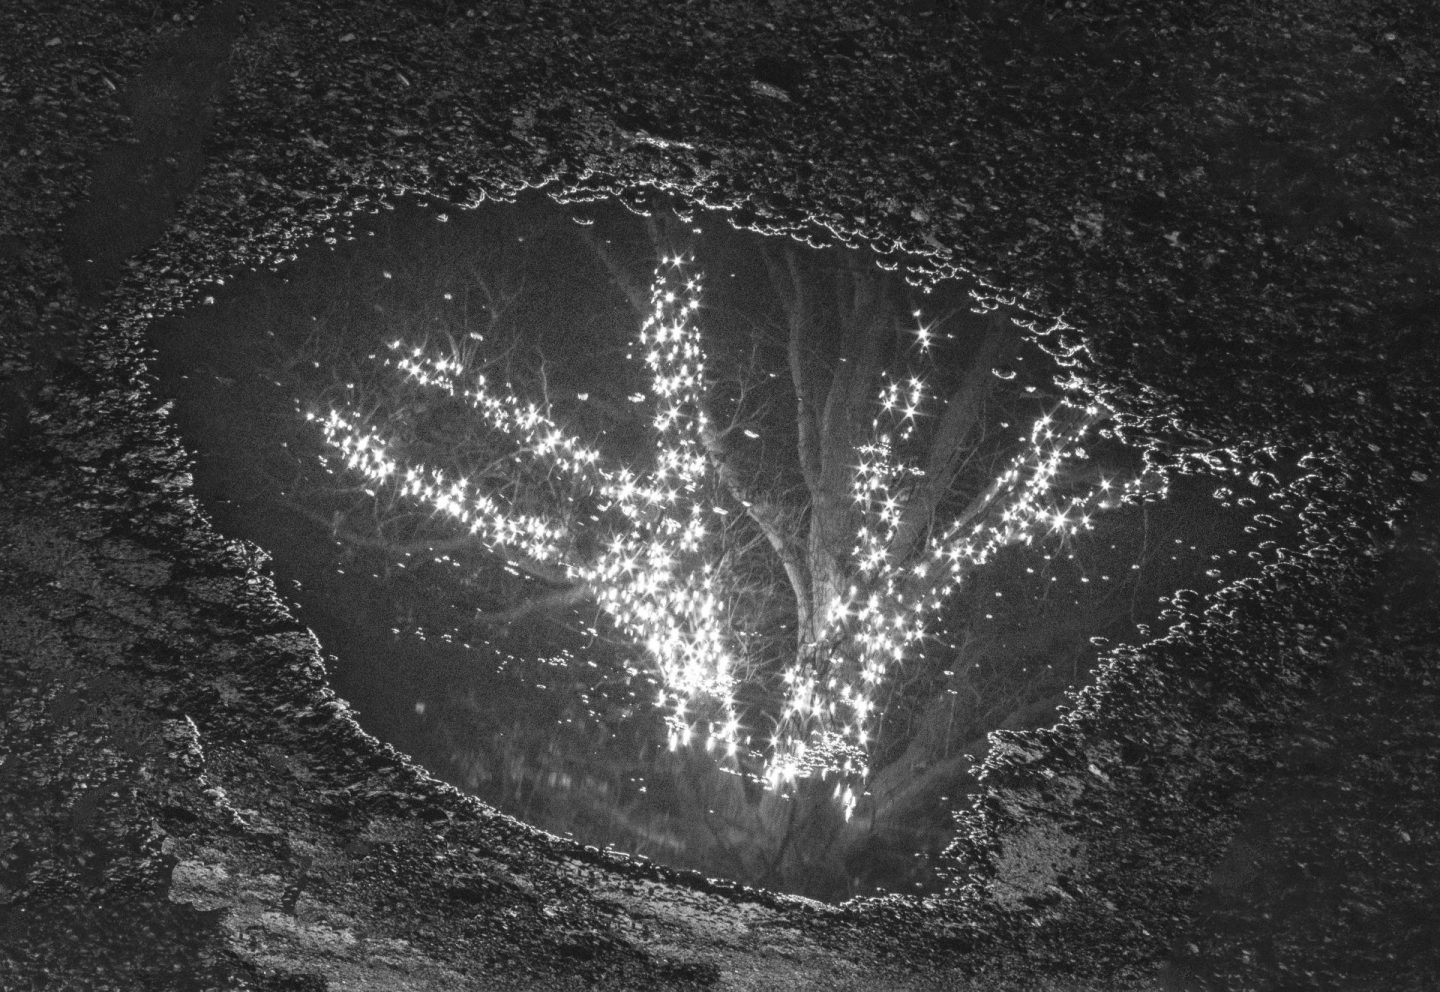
[838,252,889,435]
[763,246,823,497]
[890,310,1021,559]
[283,502,481,556]
[470,583,593,626]
[574,223,651,318]
[699,419,812,634]
[283,498,576,588]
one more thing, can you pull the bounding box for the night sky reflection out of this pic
[148,189,1298,901]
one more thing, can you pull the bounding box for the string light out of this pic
[317,257,743,758]
[313,253,1147,814]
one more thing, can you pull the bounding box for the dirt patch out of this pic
[62,1,248,308]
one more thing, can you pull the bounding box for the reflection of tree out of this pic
[150,194,1274,898]
[302,198,1150,818]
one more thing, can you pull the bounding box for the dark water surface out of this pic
[147,189,1299,900]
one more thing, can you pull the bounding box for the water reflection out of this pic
[148,188,1295,900]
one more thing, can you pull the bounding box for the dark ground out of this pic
[1,0,1437,989]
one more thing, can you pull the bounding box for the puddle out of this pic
[147,187,1300,901]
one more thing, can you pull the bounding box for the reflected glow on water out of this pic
[308,243,1158,805]
[148,188,1300,900]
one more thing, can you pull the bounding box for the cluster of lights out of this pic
[763,389,1149,792]
[314,255,744,759]
[312,251,1142,814]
